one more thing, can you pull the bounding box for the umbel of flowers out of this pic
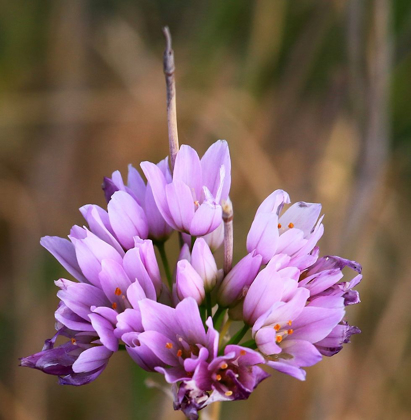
[20,28,362,420]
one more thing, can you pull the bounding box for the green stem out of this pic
[239,339,257,349]
[119,344,127,351]
[156,241,173,290]
[205,293,212,319]
[191,235,196,250]
[225,324,250,347]
[212,307,226,330]
[199,306,206,324]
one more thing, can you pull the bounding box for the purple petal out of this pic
[246,213,280,264]
[141,161,175,228]
[70,231,123,287]
[190,202,222,236]
[279,202,322,238]
[176,260,205,304]
[175,298,207,345]
[72,346,113,373]
[89,313,118,352]
[256,190,290,216]
[41,236,87,283]
[174,145,203,202]
[166,181,195,232]
[107,191,148,248]
[127,164,146,206]
[98,259,132,306]
[138,331,179,366]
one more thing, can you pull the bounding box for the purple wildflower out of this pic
[141,140,231,236]
[103,160,173,241]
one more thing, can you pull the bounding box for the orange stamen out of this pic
[221,362,228,370]
[177,349,183,357]
[278,223,282,229]
[225,391,233,397]
[112,302,117,310]
[288,320,292,326]
[274,324,281,331]
[216,374,222,381]
[287,329,294,335]
[165,342,173,349]
[288,222,294,228]
[276,335,283,343]
[71,338,77,345]
[115,287,122,296]
[240,350,247,356]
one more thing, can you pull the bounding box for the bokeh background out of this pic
[1,1,410,419]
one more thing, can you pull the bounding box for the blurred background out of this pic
[1,0,410,419]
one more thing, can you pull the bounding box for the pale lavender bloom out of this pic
[217,252,262,308]
[103,160,173,241]
[247,190,323,269]
[250,279,345,380]
[20,327,112,386]
[141,140,231,236]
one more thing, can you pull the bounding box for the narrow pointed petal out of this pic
[256,190,290,216]
[191,238,218,291]
[200,140,231,201]
[141,161,176,228]
[72,346,112,373]
[98,259,132,305]
[40,236,87,283]
[175,298,207,345]
[108,191,148,248]
[173,145,203,201]
[176,260,205,304]
[89,313,118,352]
[166,181,195,232]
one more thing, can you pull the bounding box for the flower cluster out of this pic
[21,140,361,419]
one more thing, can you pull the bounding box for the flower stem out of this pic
[222,199,234,275]
[162,27,179,173]
[205,293,212,320]
[239,339,257,349]
[225,324,250,347]
[156,241,173,290]
[212,307,226,330]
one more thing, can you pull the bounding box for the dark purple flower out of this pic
[20,328,112,386]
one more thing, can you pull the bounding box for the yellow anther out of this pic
[225,391,233,397]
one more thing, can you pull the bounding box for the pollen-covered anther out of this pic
[278,223,282,229]
[288,222,294,228]
[194,200,200,207]
[288,320,292,326]
[220,362,228,370]
[114,287,122,296]
[287,329,294,335]
[176,349,183,357]
[71,338,77,345]
[276,335,283,343]
[225,391,233,397]
[112,302,117,310]
[215,374,222,381]
[274,324,281,331]
[165,342,173,349]
[240,350,247,356]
